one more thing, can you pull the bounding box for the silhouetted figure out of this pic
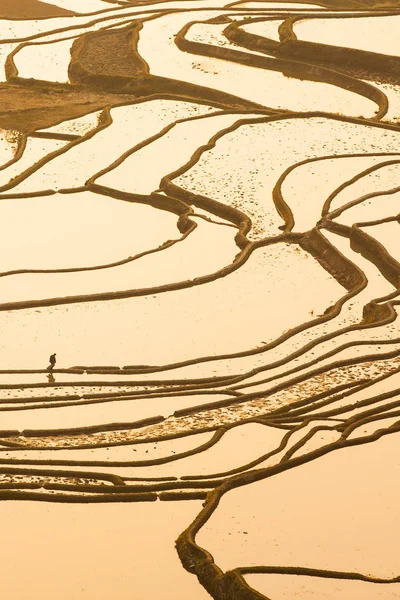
[47,372,55,384]
[48,353,56,371]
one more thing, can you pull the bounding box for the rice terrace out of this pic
[0,0,399,598]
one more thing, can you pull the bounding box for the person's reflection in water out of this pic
[47,372,55,384]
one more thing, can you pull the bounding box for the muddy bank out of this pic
[0,0,75,19]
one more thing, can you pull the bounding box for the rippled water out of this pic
[1,1,399,599]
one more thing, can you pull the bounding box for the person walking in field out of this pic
[48,353,56,371]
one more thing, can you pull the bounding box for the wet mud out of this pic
[1,0,400,598]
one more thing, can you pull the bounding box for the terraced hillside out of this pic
[0,0,399,598]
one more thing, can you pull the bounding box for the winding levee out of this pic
[0,1,399,599]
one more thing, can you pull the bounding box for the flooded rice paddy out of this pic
[0,0,399,598]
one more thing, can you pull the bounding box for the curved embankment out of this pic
[279,14,400,76]
[176,420,400,599]
[68,23,269,111]
[224,13,400,80]
[0,3,400,599]
[176,17,388,119]
[0,82,142,132]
